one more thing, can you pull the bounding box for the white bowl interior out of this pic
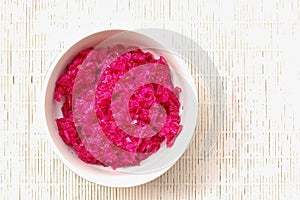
[43,30,198,180]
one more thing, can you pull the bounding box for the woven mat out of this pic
[1,0,300,199]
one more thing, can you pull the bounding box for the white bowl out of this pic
[42,30,198,187]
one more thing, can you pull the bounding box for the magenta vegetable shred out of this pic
[54,45,182,169]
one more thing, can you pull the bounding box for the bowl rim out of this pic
[41,29,197,187]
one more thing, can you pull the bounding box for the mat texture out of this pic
[1,0,300,199]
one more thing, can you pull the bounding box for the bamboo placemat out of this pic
[1,0,300,199]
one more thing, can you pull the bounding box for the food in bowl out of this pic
[54,44,183,169]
